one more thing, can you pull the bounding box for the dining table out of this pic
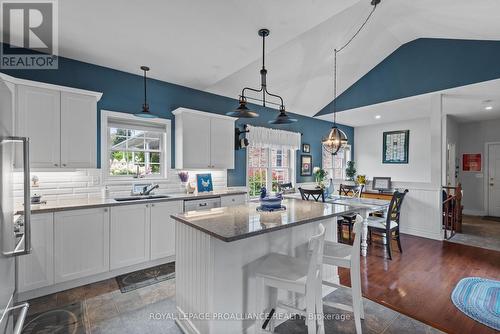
[286,193,391,256]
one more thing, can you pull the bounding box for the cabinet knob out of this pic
[104,208,108,212]
[145,204,149,208]
[54,163,58,167]
[151,204,155,207]
[62,163,67,167]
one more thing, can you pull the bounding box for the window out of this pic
[247,146,294,197]
[322,145,351,180]
[101,111,170,180]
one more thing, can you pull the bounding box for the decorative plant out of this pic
[313,167,328,189]
[178,171,189,183]
[356,174,367,185]
[345,161,357,181]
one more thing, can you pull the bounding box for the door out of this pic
[150,201,182,260]
[60,92,97,168]
[17,85,60,168]
[110,204,150,270]
[181,112,211,168]
[488,143,500,217]
[210,117,235,169]
[54,208,110,283]
[17,213,54,292]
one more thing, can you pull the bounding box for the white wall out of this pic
[354,117,432,183]
[457,118,500,215]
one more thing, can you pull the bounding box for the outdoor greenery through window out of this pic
[322,145,351,180]
[247,146,293,197]
[109,127,163,177]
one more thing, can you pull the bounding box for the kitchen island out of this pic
[171,198,356,334]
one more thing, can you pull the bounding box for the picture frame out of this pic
[372,177,392,192]
[300,155,312,176]
[302,143,310,153]
[383,130,409,164]
[196,173,213,192]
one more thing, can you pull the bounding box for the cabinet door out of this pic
[16,85,60,168]
[180,112,211,168]
[17,213,54,292]
[221,194,246,207]
[210,117,235,169]
[150,201,183,260]
[60,92,97,168]
[54,208,110,283]
[110,204,150,270]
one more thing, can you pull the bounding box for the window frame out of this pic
[246,146,296,197]
[101,110,171,183]
[322,145,352,181]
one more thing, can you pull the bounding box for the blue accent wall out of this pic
[316,38,500,116]
[0,45,353,186]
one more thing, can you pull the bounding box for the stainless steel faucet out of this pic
[142,184,159,195]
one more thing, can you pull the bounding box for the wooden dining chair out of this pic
[278,182,294,194]
[338,184,364,243]
[299,187,325,202]
[367,189,408,260]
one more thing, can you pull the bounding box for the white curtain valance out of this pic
[246,125,301,150]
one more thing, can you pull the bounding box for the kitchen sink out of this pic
[114,195,170,202]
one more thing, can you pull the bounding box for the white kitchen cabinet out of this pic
[110,204,151,270]
[16,85,61,168]
[173,108,236,169]
[150,201,183,260]
[221,194,247,207]
[60,92,97,168]
[210,117,235,168]
[54,208,110,283]
[17,213,54,292]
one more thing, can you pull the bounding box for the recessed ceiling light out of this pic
[375,115,381,119]
[485,106,493,110]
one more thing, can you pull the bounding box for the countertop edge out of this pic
[20,190,247,215]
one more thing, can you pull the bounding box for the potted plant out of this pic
[345,161,357,181]
[313,167,328,189]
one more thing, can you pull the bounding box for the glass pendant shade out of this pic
[226,100,259,118]
[268,106,297,124]
[322,125,348,155]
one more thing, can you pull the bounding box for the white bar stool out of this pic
[321,214,364,334]
[255,223,326,334]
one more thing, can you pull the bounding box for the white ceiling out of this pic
[319,79,500,127]
[42,0,500,118]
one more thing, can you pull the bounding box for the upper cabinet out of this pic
[173,108,235,169]
[1,73,102,169]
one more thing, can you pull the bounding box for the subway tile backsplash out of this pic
[14,169,227,203]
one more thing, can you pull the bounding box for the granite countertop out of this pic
[18,190,247,215]
[171,198,356,242]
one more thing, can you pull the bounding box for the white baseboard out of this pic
[463,209,486,216]
[17,255,175,301]
[401,227,443,241]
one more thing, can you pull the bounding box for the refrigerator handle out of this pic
[2,137,31,256]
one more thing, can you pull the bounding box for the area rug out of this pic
[451,277,500,331]
[116,262,175,293]
[22,302,86,334]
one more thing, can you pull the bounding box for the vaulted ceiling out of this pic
[54,0,500,118]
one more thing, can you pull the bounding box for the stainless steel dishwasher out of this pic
[183,197,221,212]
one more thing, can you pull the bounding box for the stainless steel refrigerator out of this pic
[0,79,31,334]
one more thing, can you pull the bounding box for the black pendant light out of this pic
[322,0,380,155]
[227,29,296,124]
[134,66,156,119]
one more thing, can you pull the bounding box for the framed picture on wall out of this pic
[383,130,409,164]
[462,153,481,172]
[300,155,312,176]
[302,143,310,153]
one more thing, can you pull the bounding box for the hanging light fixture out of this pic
[322,0,380,155]
[227,29,296,124]
[134,66,156,118]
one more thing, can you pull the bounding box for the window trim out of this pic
[246,146,296,197]
[101,110,171,183]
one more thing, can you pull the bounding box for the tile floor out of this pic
[23,276,443,334]
[447,215,500,251]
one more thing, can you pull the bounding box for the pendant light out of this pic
[134,66,156,119]
[322,0,380,155]
[227,29,296,124]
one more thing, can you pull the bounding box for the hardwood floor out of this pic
[339,233,500,334]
